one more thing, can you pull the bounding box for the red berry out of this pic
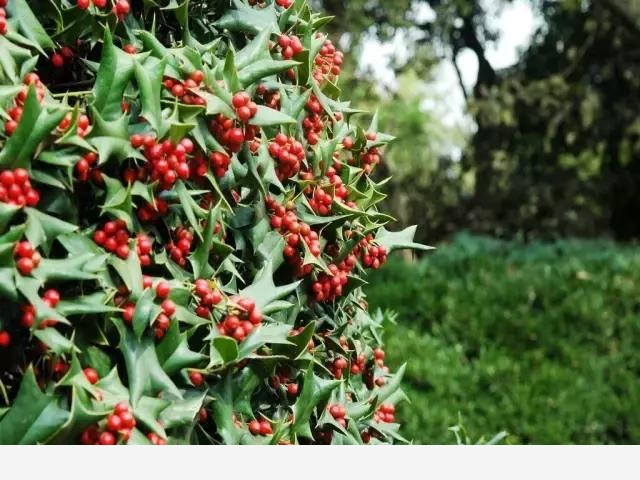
[248,420,261,435]
[51,53,64,68]
[0,330,10,347]
[161,299,176,316]
[83,367,99,385]
[106,414,122,432]
[16,257,34,275]
[99,431,116,445]
[114,402,129,415]
[189,371,204,386]
[119,411,136,429]
[155,281,171,299]
[259,420,272,436]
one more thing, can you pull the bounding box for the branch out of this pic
[451,49,468,101]
[601,0,640,37]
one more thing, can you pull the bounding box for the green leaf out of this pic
[34,254,105,283]
[0,202,20,232]
[292,366,340,438]
[210,370,260,445]
[175,180,204,237]
[24,207,77,254]
[93,29,135,120]
[212,336,239,365]
[189,202,221,279]
[156,322,205,375]
[133,287,162,339]
[0,268,17,301]
[159,390,206,429]
[237,323,294,358]
[222,49,241,93]
[49,387,110,445]
[235,27,273,70]
[109,240,143,299]
[250,105,297,126]
[238,59,300,88]
[0,368,69,445]
[375,226,434,253]
[34,328,77,355]
[57,292,120,316]
[215,2,279,35]
[115,320,182,406]
[0,86,66,168]
[240,259,301,310]
[6,0,54,53]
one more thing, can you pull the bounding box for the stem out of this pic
[51,90,93,99]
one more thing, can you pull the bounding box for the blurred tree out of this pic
[319,0,640,241]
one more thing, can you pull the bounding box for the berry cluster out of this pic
[311,263,349,302]
[112,0,130,20]
[303,166,353,215]
[361,242,387,269]
[265,197,321,276]
[136,234,153,266]
[268,133,305,180]
[270,366,300,395]
[312,38,344,83]
[208,151,232,178]
[74,152,101,183]
[4,74,46,136]
[373,404,396,424]
[20,289,61,329]
[50,46,75,69]
[256,83,281,110]
[209,114,246,153]
[303,95,325,145]
[136,197,169,222]
[80,402,137,445]
[166,227,193,267]
[163,71,206,106]
[0,168,40,207]
[217,296,262,342]
[0,0,8,36]
[349,352,366,375]
[248,418,273,436]
[76,0,104,10]
[193,279,222,318]
[328,403,347,428]
[0,330,9,347]
[276,34,303,60]
[358,141,381,174]
[330,356,347,379]
[93,220,131,259]
[58,112,91,137]
[14,241,41,276]
[154,297,175,339]
[131,135,194,191]
[232,91,257,123]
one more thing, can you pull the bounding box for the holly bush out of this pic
[0,0,428,445]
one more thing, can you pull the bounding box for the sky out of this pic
[358,0,540,153]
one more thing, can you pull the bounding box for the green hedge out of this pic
[365,234,640,444]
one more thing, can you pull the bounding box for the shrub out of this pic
[366,234,640,444]
[0,0,426,445]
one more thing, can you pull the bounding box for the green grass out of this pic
[365,234,640,444]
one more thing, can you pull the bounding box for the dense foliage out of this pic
[0,0,427,445]
[366,235,640,444]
